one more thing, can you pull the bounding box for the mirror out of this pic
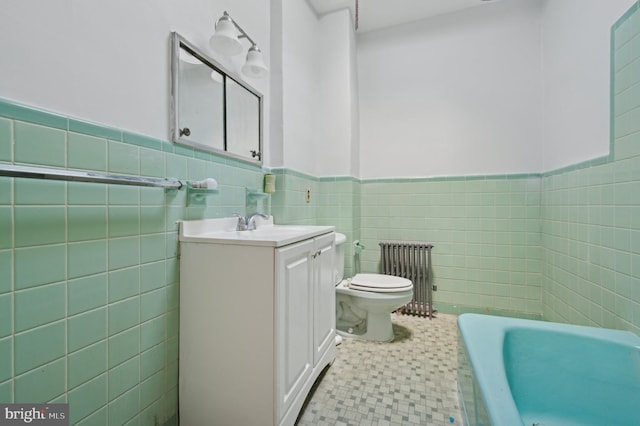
[170,32,263,165]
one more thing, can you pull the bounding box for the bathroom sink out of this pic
[178,217,335,247]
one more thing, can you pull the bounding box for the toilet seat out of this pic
[348,273,413,293]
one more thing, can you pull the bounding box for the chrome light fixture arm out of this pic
[211,11,268,78]
[219,11,257,48]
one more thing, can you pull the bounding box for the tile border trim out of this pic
[0,97,264,174]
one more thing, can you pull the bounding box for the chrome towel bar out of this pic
[0,163,182,189]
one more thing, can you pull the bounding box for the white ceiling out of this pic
[307,0,499,33]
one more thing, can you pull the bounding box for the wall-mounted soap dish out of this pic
[246,187,269,204]
[187,181,219,206]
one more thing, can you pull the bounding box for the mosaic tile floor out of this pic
[297,313,464,426]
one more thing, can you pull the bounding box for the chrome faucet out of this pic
[234,212,270,231]
[248,212,270,230]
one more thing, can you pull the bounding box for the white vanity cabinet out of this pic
[310,233,336,365]
[178,219,336,426]
[275,232,335,421]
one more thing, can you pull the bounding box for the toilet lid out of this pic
[349,273,413,293]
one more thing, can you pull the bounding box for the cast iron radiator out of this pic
[379,241,436,319]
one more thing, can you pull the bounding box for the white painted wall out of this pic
[281,0,323,173]
[357,0,638,178]
[269,0,285,168]
[357,0,543,179]
[540,0,637,171]
[3,0,633,177]
[0,0,269,149]
[349,13,361,178]
[281,3,357,177]
[316,10,357,177]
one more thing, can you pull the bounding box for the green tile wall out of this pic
[541,3,640,335]
[359,176,542,318]
[319,177,361,278]
[0,98,266,425]
[270,169,543,319]
[269,168,320,225]
[270,169,360,278]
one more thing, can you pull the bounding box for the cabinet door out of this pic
[275,239,314,422]
[313,233,336,366]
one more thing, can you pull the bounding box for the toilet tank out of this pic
[334,233,347,284]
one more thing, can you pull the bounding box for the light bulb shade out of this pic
[210,70,223,83]
[241,46,268,78]
[210,16,243,56]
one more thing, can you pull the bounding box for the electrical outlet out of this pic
[305,187,311,203]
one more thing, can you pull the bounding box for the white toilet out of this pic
[334,233,414,342]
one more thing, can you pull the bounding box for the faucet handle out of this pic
[233,213,248,231]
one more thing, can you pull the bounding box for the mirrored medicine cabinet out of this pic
[170,32,263,165]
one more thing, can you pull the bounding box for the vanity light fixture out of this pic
[210,11,268,78]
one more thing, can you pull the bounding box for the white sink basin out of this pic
[179,217,335,247]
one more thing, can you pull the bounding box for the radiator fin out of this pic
[379,241,435,319]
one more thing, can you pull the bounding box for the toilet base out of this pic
[336,311,395,342]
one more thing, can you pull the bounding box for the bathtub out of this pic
[457,314,640,426]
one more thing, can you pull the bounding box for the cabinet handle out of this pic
[312,250,322,259]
